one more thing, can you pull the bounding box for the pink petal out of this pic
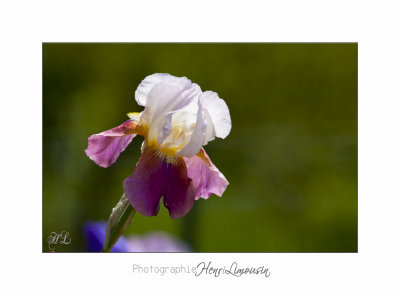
[85,120,140,168]
[184,148,229,200]
[123,148,196,218]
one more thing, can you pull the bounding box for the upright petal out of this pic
[140,81,201,149]
[184,148,229,200]
[176,101,207,158]
[200,91,232,144]
[135,73,194,106]
[85,120,142,168]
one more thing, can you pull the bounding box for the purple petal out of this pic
[125,231,190,252]
[85,120,140,168]
[123,148,196,218]
[123,148,163,217]
[184,148,229,200]
[83,221,129,252]
[162,157,196,218]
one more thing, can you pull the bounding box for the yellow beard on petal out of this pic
[159,127,188,158]
[145,126,189,164]
[125,112,148,136]
[148,147,180,164]
[127,112,141,121]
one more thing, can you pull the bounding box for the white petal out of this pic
[140,81,201,148]
[158,106,196,152]
[135,73,194,106]
[200,91,232,142]
[176,103,207,158]
[202,108,216,144]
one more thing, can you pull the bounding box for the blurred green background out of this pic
[43,43,357,252]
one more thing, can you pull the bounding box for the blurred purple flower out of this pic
[124,232,190,252]
[83,221,190,252]
[83,221,128,252]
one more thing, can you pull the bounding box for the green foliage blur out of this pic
[43,43,357,252]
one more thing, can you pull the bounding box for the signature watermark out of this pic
[132,261,271,277]
[195,261,271,277]
[47,231,71,251]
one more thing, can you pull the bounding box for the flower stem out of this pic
[102,194,136,252]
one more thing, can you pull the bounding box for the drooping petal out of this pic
[85,120,142,168]
[162,156,196,218]
[123,148,164,217]
[123,148,196,219]
[200,91,232,144]
[135,73,195,107]
[184,148,229,200]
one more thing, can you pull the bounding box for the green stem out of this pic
[102,194,136,252]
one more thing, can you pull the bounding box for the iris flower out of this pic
[85,73,231,218]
